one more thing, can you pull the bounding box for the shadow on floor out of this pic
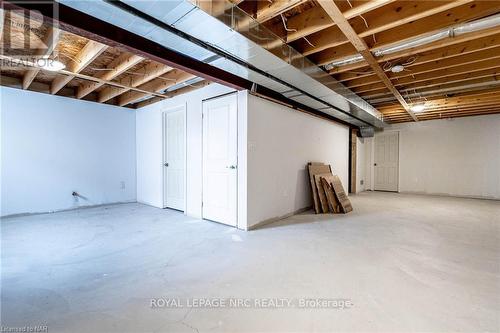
[253,209,348,230]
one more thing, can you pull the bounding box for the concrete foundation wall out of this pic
[246,95,349,228]
[0,86,137,216]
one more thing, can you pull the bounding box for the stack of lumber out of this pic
[308,162,352,214]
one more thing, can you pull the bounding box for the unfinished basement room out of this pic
[1,0,499,332]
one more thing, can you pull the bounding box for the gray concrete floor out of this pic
[1,192,499,333]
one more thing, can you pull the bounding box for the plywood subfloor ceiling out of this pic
[233,0,500,123]
[0,11,209,108]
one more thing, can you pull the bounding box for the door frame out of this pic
[201,92,238,227]
[372,129,401,192]
[162,103,188,212]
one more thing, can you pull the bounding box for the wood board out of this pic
[321,175,352,213]
[314,173,332,213]
[320,177,340,213]
[308,163,332,214]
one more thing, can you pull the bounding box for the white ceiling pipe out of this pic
[373,30,450,57]
[453,13,500,36]
[324,13,500,69]
[324,54,364,70]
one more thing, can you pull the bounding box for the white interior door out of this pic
[202,94,238,226]
[163,106,185,211]
[374,131,399,192]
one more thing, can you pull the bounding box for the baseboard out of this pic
[247,206,312,231]
[1,200,137,219]
[398,191,500,201]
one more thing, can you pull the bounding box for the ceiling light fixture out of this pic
[410,104,426,113]
[323,54,364,70]
[36,58,66,71]
[391,65,404,73]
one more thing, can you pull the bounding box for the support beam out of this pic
[22,27,61,89]
[76,52,143,99]
[98,62,172,103]
[50,40,107,94]
[1,0,366,128]
[317,0,417,121]
[118,70,195,106]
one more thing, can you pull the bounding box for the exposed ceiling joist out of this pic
[316,1,500,66]
[347,49,500,89]
[256,0,308,23]
[372,80,500,104]
[317,0,417,121]
[22,27,61,89]
[330,27,500,76]
[76,52,143,99]
[134,80,211,109]
[301,0,471,56]
[284,0,394,43]
[98,62,172,103]
[50,40,107,94]
[334,33,500,83]
[0,54,168,99]
[118,70,195,106]
[395,68,499,94]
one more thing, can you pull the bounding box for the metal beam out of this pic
[0,0,367,128]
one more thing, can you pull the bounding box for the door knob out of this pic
[227,165,237,169]
[374,163,377,166]
[164,163,169,167]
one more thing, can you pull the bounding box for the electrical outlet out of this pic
[120,181,126,189]
[360,180,364,185]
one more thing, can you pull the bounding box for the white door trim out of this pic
[162,103,187,212]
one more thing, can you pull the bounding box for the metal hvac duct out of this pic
[59,0,386,129]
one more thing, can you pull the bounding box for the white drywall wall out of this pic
[366,114,500,199]
[0,86,136,216]
[246,95,349,228]
[135,83,248,228]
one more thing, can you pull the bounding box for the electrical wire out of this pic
[346,0,376,44]
[382,61,393,71]
[280,14,297,32]
[303,36,315,47]
[402,56,418,66]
